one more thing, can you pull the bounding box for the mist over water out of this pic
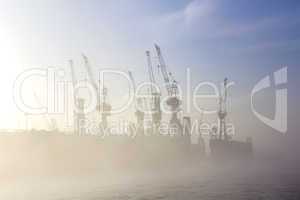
[0,131,299,200]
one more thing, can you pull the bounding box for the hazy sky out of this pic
[0,0,299,148]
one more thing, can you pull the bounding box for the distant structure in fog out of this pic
[155,44,182,135]
[82,54,111,131]
[146,50,161,133]
[218,78,228,140]
[210,78,253,160]
[8,46,253,164]
[128,70,145,135]
[69,59,86,135]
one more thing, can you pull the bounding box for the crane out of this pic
[69,60,85,135]
[82,54,99,95]
[82,54,111,130]
[218,78,228,140]
[154,44,171,95]
[128,70,144,134]
[146,50,161,131]
[154,44,181,132]
[146,50,156,94]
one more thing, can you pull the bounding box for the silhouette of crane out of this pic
[154,44,182,134]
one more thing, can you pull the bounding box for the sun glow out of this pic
[0,26,26,128]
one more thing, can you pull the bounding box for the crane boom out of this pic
[128,70,136,93]
[146,51,155,87]
[82,54,102,111]
[82,54,99,92]
[154,44,172,95]
[154,44,179,97]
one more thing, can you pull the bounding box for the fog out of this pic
[0,125,299,199]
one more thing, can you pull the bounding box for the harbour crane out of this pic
[218,78,228,140]
[82,54,111,130]
[69,60,85,135]
[154,44,181,133]
[146,50,161,131]
[128,71,145,134]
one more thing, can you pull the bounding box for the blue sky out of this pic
[0,0,299,147]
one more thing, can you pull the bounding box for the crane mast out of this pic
[218,78,228,140]
[128,71,144,134]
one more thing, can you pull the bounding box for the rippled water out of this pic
[1,160,300,200]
